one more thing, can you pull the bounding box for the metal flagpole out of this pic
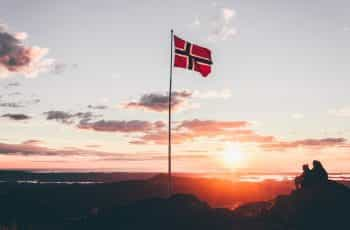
[168,29,174,197]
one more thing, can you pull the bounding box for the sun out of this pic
[219,143,245,169]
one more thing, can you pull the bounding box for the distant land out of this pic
[0,173,349,229]
[1,170,350,184]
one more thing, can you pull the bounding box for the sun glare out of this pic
[220,143,245,169]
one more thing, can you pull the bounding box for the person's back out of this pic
[301,165,312,188]
[311,160,328,185]
[295,164,311,189]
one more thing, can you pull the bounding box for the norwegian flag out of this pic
[173,35,213,77]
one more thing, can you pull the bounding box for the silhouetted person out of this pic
[311,160,328,185]
[295,164,311,190]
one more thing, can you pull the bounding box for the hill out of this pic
[0,175,349,229]
[84,180,350,230]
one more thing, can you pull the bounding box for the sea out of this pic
[0,170,350,184]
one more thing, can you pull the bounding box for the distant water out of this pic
[236,173,350,182]
[0,172,349,184]
[14,180,102,184]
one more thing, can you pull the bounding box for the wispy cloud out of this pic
[43,110,166,134]
[122,91,193,112]
[1,113,31,120]
[189,17,201,28]
[291,113,304,119]
[21,139,43,145]
[0,102,24,108]
[0,98,40,108]
[261,138,347,151]
[0,141,124,157]
[131,119,270,145]
[328,107,350,117]
[208,8,237,42]
[122,89,231,113]
[193,89,232,99]
[88,104,108,110]
[0,23,55,78]
[177,119,248,132]
[4,82,20,88]
[44,110,97,124]
[50,62,78,75]
[78,120,165,133]
[127,118,349,152]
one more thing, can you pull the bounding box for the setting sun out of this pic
[219,143,245,169]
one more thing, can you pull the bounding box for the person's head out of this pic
[313,160,322,169]
[302,164,310,172]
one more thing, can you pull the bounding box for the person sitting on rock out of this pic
[295,164,311,190]
[311,160,328,185]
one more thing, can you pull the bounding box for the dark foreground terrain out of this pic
[0,175,349,230]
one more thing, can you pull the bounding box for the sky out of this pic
[0,0,350,173]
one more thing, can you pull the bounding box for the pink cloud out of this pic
[122,91,192,112]
[0,25,54,78]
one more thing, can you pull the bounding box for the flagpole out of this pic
[168,29,174,197]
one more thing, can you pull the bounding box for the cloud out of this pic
[0,142,53,156]
[122,89,231,113]
[0,98,39,108]
[177,119,248,133]
[261,138,347,151]
[43,110,166,135]
[41,108,350,153]
[1,113,31,120]
[130,119,347,151]
[0,102,23,108]
[0,140,209,163]
[109,154,208,161]
[222,8,235,21]
[0,94,40,107]
[4,82,20,88]
[178,120,274,144]
[85,144,101,148]
[122,91,192,112]
[328,107,350,117]
[1,141,203,162]
[77,119,165,133]
[88,104,108,110]
[291,113,304,119]
[132,119,273,145]
[95,153,210,162]
[0,141,123,157]
[50,62,78,75]
[134,131,194,145]
[44,110,96,124]
[189,18,201,28]
[21,139,43,145]
[128,140,148,145]
[193,89,232,99]
[0,24,54,78]
[208,8,237,42]
[7,92,21,96]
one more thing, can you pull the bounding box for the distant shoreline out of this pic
[1,170,350,183]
